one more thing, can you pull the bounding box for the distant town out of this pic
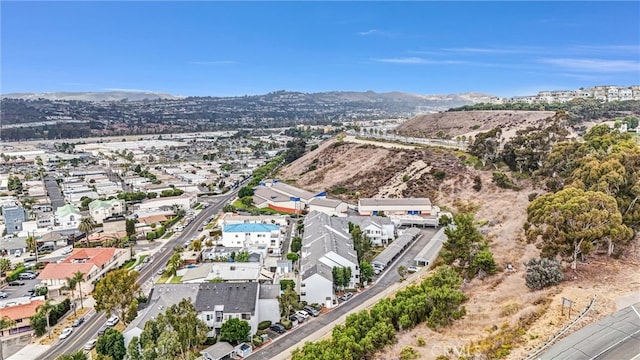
[491,85,640,104]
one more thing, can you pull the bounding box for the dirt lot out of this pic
[278,137,640,360]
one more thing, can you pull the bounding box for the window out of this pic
[301,292,306,296]
[242,313,251,320]
[301,283,305,287]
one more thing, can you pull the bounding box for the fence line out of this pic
[524,295,597,360]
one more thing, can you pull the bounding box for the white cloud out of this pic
[190,60,236,65]
[358,29,379,36]
[539,58,640,72]
[103,88,155,92]
[373,57,468,65]
[569,45,640,55]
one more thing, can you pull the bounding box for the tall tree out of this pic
[72,271,85,309]
[220,318,250,345]
[64,277,77,317]
[525,187,633,269]
[93,268,141,325]
[278,287,299,318]
[36,300,56,338]
[359,261,374,284]
[78,216,97,246]
[96,328,126,360]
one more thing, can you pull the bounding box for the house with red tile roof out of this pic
[37,247,130,297]
[0,298,45,336]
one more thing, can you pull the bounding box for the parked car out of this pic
[339,292,354,301]
[303,306,320,317]
[295,310,310,320]
[97,325,109,336]
[62,247,73,255]
[84,339,97,350]
[157,268,166,275]
[289,314,303,324]
[9,281,25,286]
[133,264,144,272]
[105,315,119,327]
[407,266,420,273]
[269,324,286,333]
[72,316,85,327]
[18,272,37,280]
[0,292,8,299]
[14,250,21,258]
[59,327,73,339]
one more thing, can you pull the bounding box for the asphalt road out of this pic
[248,227,438,360]
[539,301,640,360]
[40,188,241,360]
[44,175,65,209]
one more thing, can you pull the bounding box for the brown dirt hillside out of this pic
[396,110,557,141]
[277,136,640,360]
[278,138,475,203]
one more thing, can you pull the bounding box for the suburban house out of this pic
[341,216,395,247]
[299,211,360,308]
[54,204,82,229]
[358,197,434,216]
[136,193,197,212]
[221,223,282,255]
[0,298,45,336]
[37,247,129,296]
[2,205,26,235]
[125,282,275,342]
[88,199,125,224]
[195,282,260,337]
[199,342,235,360]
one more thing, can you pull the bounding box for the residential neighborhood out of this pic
[0,130,449,360]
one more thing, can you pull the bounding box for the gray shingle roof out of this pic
[195,282,258,314]
[300,211,358,281]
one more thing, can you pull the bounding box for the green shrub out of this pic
[492,172,519,190]
[525,258,564,290]
[280,319,292,330]
[258,320,272,330]
[472,175,482,192]
[433,170,446,180]
[402,174,410,182]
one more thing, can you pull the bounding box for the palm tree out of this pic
[36,300,55,339]
[167,253,182,277]
[0,315,16,359]
[64,278,77,317]
[77,216,97,246]
[72,271,85,310]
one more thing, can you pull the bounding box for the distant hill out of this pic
[2,91,180,101]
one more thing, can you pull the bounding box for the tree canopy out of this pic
[93,268,141,325]
[130,298,208,360]
[220,318,251,345]
[96,328,126,360]
[526,187,633,269]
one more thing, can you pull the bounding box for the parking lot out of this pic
[0,278,44,301]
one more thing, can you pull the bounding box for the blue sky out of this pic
[2,1,639,97]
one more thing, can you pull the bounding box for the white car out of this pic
[14,250,21,258]
[84,339,97,350]
[407,266,420,273]
[59,327,73,339]
[105,315,119,327]
[295,310,310,320]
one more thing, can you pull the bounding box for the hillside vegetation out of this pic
[278,112,640,360]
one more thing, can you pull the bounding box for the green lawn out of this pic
[162,231,175,239]
[169,275,183,284]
